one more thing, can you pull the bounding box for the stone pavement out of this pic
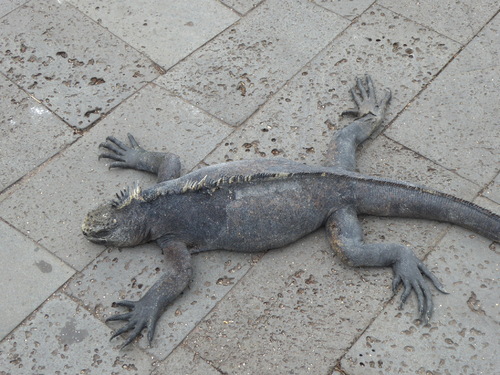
[0,0,498,374]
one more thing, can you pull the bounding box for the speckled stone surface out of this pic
[0,1,160,129]
[0,1,498,374]
[156,0,350,126]
[0,74,76,191]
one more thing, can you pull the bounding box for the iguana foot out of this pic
[99,133,149,170]
[391,247,448,323]
[341,74,391,118]
[106,297,162,348]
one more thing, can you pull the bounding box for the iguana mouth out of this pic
[86,237,108,245]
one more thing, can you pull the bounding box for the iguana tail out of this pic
[353,177,500,242]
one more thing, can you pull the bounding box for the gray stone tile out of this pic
[385,36,500,186]
[156,0,350,126]
[0,84,233,270]
[0,74,77,191]
[0,1,160,129]
[0,293,154,374]
[69,0,239,69]
[152,346,221,375]
[184,232,393,375]
[378,0,500,44]
[204,5,461,167]
[64,244,257,359]
[0,220,75,340]
[0,0,26,17]
[312,0,374,19]
[442,12,500,73]
[342,313,498,375]
[482,172,500,205]
[220,0,263,15]
[341,212,500,375]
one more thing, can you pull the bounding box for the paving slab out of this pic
[152,345,221,375]
[0,293,154,375]
[0,1,160,129]
[64,244,257,359]
[220,0,263,15]
[341,199,499,375]
[482,171,500,205]
[0,84,233,270]
[203,4,461,167]
[311,0,375,19]
[440,12,500,73]
[0,220,75,341]
[0,0,25,18]
[69,0,240,70]
[183,231,392,375]
[385,13,500,187]
[378,0,500,44]
[156,0,350,126]
[0,73,77,191]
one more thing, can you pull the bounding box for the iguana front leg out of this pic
[99,133,181,182]
[326,206,448,322]
[325,75,391,171]
[106,240,192,348]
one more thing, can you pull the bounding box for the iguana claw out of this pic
[391,247,448,323]
[106,297,161,348]
[341,74,391,118]
[99,134,146,170]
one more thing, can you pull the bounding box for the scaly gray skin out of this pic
[82,75,500,348]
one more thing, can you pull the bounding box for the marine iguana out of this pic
[82,75,500,348]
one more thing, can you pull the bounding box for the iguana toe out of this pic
[392,247,447,323]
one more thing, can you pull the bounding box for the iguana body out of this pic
[82,76,500,347]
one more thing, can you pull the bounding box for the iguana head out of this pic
[82,185,150,247]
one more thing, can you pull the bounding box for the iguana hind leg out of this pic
[326,206,447,322]
[99,133,181,182]
[324,75,391,170]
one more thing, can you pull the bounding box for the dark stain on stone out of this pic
[35,260,52,273]
[59,318,89,345]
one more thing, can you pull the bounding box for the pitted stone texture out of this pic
[0,1,160,129]
[312,0,375,19]
[341,209,500,375]
[152,346,221,375]
[69,0,239,69]
[379,0,500,44]
[0,84,232,270]
[220,0,263,15]
[482,172,500,205]
[157,0,350,126]
[0,221,74,340]
[441,12,500,73]
[385,23,500,187]
[0,0,25,17]
[204,6,461,167]
[65,245,258,359]
[184,232,392,375]
[0,74,76,191]
[0,294,154,375]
